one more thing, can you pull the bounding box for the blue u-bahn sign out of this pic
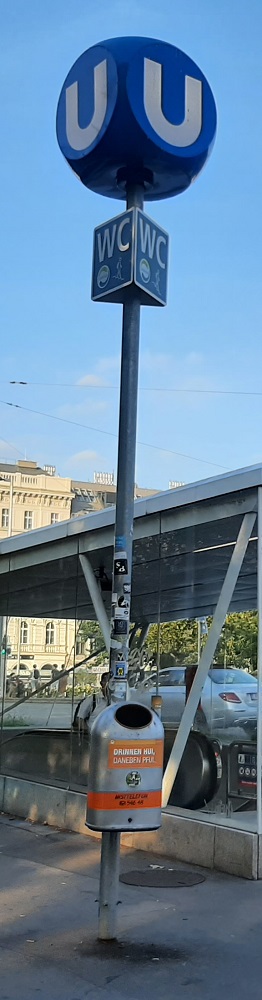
[56,36,217,201]
[92,208,168,305]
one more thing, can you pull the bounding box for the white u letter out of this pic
[65,59,107,151]
[144,57,202,148]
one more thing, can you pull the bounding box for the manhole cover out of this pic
[119,868,205,888]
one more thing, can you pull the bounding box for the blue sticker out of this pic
[115,535,127,552]
[114,662,128,678]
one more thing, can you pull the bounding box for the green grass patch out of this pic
[3,716,31,728]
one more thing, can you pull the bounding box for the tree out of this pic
[145,612,258,672]
[145,620,198,665]
[214,612,257,672]
[78,621,105,652]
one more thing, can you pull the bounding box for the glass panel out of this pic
[0,497,259,840]
[0,551,80,788]
[130,510,258,831]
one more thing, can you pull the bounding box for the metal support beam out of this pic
[136,623,150,648]
[162,510,256,808]
[79,554,110,652]
[0,616,6,700]
[129,624,141,649]
[256,488,262,835]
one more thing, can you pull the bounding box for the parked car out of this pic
[130,665,258,738]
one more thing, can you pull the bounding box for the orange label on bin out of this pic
[108,739,163,769]
[87,790,161,811]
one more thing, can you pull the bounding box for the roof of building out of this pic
[0,461,48,476]
[0,463,259,624]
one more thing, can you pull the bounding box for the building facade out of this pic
[0,459,159,675]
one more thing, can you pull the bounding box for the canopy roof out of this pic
[0,465,260,623]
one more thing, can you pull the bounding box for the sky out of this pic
[1,1,262,491]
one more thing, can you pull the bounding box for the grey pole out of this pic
[79,554,111,652]
[98,831,120,940]
[108,182,144,699]
[197,621,201,664]
[98,183,144,942]
[0,616,7,700]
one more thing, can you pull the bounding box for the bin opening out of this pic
[115,703,152,730]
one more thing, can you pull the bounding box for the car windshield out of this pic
[208,668,256,685]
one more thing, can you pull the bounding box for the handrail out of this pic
[2,645,106,716]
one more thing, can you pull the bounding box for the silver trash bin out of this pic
[86,701,164,832]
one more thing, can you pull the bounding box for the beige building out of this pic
[0,460,73,537]
[0,460,77,675]
[0,459,159,676]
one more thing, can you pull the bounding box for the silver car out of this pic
[130,665,258,738]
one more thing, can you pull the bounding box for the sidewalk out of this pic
[0,813,262,1000]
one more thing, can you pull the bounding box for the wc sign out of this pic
[92,208,169,305]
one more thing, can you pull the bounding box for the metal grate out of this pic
[120,867,205,888]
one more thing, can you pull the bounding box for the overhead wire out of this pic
[0,397,228,471]
[0,435,24,458]
[1,380,262,397]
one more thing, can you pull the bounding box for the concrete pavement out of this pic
[0,813,262,999]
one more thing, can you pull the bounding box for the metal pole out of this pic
[256,488,262,835]
[99,183,144,942]
[98,831,120,940]
[0,617,7,700]
[17,617,21,677]
[79,554,110,652]
[108,182,144,699]
[197,620,201,664]
[8,476,13,537]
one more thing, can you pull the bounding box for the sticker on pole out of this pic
[114,553,128,575]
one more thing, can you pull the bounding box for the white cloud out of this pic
[57,400,108,420]
[96,354,120,374]
[77,373,108,387]
[67,449,101,467]
[140,349,205,377]
[0,438,22,460]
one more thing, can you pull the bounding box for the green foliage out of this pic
[79,614,258,673]
[3,715,30,727]
[79,621,105,651]
[146,620,198,664]
[215,612,257,671]
[146,612,258,672]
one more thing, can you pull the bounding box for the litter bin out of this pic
[86,701,164,832]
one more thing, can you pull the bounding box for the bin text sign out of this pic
[88,790,162,810]
[108,739,164,768]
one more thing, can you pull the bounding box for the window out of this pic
[20,621,28,644]
[1,508,9,529]
[24,510,33,530]
[144,669,186,689]
[76,635,84,656]
[50,512,59,525]
[46,621,55,645]
[209,668,257,686]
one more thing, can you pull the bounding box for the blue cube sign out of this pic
[92,210,133,303]
[135,210,168,305]
[92,208,168,305]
